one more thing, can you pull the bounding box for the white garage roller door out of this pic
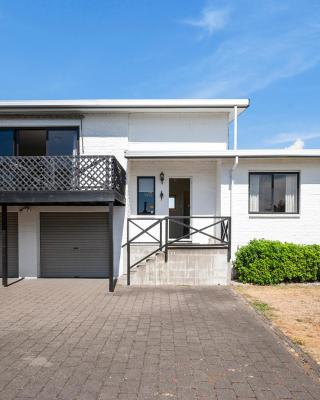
[40,212,110,278]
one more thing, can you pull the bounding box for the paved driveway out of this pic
[0,280,319,400]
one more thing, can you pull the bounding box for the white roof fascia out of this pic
[0,99,249,119]
[0,98,249,108]
[125,149,320,159]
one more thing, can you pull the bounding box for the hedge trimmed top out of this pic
[234,239,320,285]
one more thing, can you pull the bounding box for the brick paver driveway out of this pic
[0,280,319,400]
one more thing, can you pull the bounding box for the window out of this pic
[47,129,78,156]
[1,128,78,156]
[249,172,299,214]
[137,177,155,215]
[0,129,14,156]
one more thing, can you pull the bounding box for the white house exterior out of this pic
[0,99,319,291]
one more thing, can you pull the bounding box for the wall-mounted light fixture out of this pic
[19,206,31,213]
[160,171,164,184]
[160,190,164,200]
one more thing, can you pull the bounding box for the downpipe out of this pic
[229,156,239,262]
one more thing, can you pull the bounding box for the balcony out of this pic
[0,155,126,205]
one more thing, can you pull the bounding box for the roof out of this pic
[0,99,249,121]
[125,149,320,159]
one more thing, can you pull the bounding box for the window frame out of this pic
[248,172,300,215]
[137,176,156,215]
[0,127,79,156]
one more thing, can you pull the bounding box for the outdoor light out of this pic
[160,171,164,184]
[20,206,31,213]
[160,190,164,200]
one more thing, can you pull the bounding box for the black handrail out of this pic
[125,216,231,285]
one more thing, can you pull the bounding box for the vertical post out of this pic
[2,205,8,287]
[227,217,232,262]
[165,217,168,263]
[127,218,130,286]
[108,202,114,292]
[233,105,238,150]
[159,218,162,249]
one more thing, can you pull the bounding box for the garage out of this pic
[40,212,110,278]
[0,213,19,278]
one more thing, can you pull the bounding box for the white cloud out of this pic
[285,138,305,150]
[268,132,320,145]
[185,23,320,97]
[132,1,320,103]
[183,7,229,36]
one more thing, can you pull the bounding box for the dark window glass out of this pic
[138,177,155,215]
[259,174,272,212]
[47,129,78,156]
[273,174,286,212]
[18,130,46,156]
[249,173,298,213]
[0,129,14,156]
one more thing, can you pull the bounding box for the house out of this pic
[0,99,319,291]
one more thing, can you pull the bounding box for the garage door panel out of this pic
[0,213,19,278]
[40,212,110,278]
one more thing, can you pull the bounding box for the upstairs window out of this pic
[47,129,78,156]
[0,129,14,156]
[0,128,78,156]
[249,172,299,214]
[137,177,155,215]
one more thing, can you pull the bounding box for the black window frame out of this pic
[137,176,156,215]
[248,172,300,215]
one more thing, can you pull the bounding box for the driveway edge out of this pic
[231,286,320,383]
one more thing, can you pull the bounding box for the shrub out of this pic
[234,239,320,285]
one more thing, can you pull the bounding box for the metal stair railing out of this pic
[123,216,231,286]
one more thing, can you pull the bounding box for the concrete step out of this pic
[127,247,230,286]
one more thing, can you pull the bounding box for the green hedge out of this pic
[234,239,320,285]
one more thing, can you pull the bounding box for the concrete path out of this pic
[0,279,319,399]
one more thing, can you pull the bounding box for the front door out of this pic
[169,178,190,239]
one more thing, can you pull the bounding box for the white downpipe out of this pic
[80,118,84,154]
[229,155,239,262]
[233,105,238,150]
[229,105,239,261]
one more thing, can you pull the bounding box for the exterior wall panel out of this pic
[230,159,320,257]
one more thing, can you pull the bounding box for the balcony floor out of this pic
[0,189,125,206]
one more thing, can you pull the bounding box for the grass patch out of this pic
[292,337,305,346]
[251,300,274,318]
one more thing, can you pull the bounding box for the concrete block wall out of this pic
[128,248,230,286]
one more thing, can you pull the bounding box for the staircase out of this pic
[122,216,232,287]
[125,245,231,285]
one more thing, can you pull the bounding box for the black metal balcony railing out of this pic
[0,155,126,196]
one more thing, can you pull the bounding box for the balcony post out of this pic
[108,202,114,292]
[127,219,130,286]
[165,217,168,263]
[227,217,231,262]
[2,205,8,287]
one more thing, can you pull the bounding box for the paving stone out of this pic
[0,280,318,400]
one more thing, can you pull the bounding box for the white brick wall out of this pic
[228,158,320,257]
[128,112,228,148]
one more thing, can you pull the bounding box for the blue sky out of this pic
[0,0,320,149]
